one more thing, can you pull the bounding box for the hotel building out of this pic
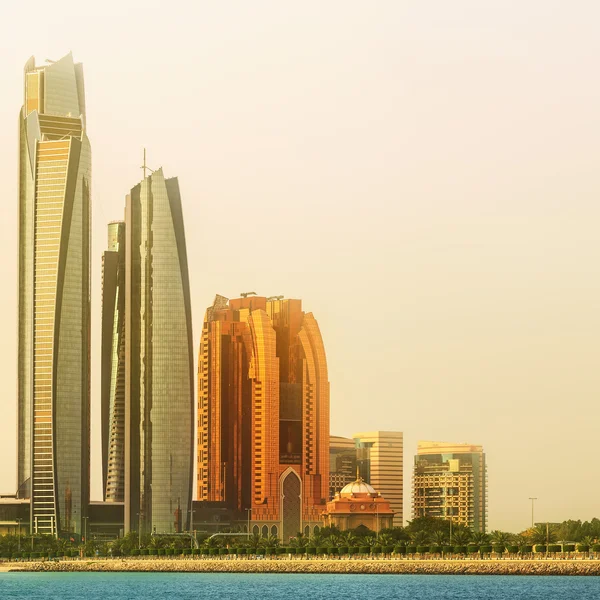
[354,431,403,527]
[198,295,329,540]
[17,53,91,536]
[412,441,487,533]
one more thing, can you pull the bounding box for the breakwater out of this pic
[6,558,600,576]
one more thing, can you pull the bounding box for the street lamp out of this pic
[189,508,196,549]
[245,508,252,537]
[16,518,21,552]
[528,498,537,530]
[136,513,143,549]
[83,517,89,545]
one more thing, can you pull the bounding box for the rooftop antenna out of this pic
[141,148,155,179]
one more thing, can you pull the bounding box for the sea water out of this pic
[1,572,600,599]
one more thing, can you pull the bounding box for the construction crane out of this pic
[240,292,257,298]
[267,295,284,301]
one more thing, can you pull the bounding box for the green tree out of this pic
[450,527,471,546]
[531,524,557,545]
[489,531,512,546]
[471,531,490,545]
[431,530,448,546]
[410,531,430,546]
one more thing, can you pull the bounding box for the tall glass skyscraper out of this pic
[17,53,91,536]
[124,169,194,535]
[101,221,126,502]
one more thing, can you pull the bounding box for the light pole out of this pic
[83,517,89,545]
[528,498,537,530]
[137,513,141,550]
[189,508,196,549]
[245,508,252,537]
[16,518,21,552]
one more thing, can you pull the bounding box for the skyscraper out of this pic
[412,441,487,532]
[329,435,356,499]
[124,168,194,535]
[101,221,126,502]
[354,431,404,527]
[17,53,91,536]
[198,295,329,540]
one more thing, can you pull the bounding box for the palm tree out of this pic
[489,531,512,546]
[431,530,448,546]
[290,533,309,548]
[471,531,489,545]
[531,524,556,545]
[259,534,280,548]
[410,531,430,546]
[363,535,378,548]
[340,531,359,547]
[451,528,471,546]
[378,533,394,548]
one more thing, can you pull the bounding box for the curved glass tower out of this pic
[124,169,194,534]
[17,53,91,536]
[101,221,126,502]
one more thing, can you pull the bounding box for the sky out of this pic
[0,1,599,533]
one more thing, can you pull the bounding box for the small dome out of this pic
[340,478,377,497]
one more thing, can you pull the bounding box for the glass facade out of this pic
[125,169,194,535]
[18,53,91,536]
[102,221,126,502]
[412,441,487,532]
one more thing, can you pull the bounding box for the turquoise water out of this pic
[1,573,600,599]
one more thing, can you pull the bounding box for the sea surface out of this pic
[1,572,600,599]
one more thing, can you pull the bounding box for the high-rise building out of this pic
[353,431,403,527]
[17,53,91,536]
[198,295,329,541]
[329,435,356,499]
[101,221,126,502]
[412,441,487,533]
[124,168,194,535]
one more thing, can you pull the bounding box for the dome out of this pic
[340,478,377,497]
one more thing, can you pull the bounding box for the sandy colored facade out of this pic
[412,441,487,533]
[353,431,403,527]
[197,295,329,540]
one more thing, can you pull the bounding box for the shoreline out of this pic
[3,558,600,576]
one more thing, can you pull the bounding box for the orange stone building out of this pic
[322,476,394,531]
[197,295,329,540]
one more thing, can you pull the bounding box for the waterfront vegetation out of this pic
[1,517,600,561]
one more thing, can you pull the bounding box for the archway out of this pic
[280,468,302,542]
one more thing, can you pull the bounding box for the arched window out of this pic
[262,525,269,538]
[314,525,320,534]
[304,525,310,536]
[252,525,259,535]
[271,525,278,537]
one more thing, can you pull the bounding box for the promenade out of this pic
[5,558,600,576]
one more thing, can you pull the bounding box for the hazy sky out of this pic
[1,1,599,532]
